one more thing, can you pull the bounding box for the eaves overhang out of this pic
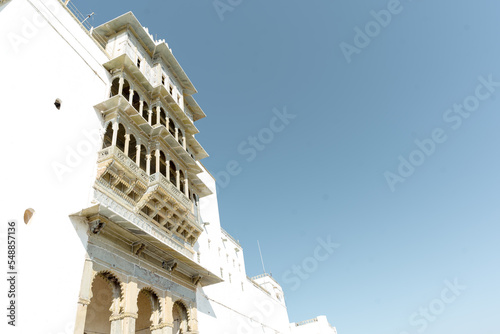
[72,204,222,287]
[93,12,197,95]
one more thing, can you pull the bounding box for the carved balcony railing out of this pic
[95,146,149,207]
[95,146,202,246]
[97,146,148,183]
[149,172,193,213]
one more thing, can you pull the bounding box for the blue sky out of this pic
[71,0,500,332]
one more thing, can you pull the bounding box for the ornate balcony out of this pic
[95,146,148,207]
[95,145,203,246]
[148,172,194,213]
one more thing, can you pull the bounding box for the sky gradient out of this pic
[69,0,500,333]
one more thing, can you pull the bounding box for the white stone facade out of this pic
[0,0,337,333]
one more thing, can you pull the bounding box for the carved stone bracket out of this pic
[89,218,106,235]
[132,242,146,256]
[162,260,177,272]
[192,275,202,286]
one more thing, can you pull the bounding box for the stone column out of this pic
[109,281,125,334]
[158,292,174,334]
[135,144,141,166]
[118,76,124,96]
[73,259,94,334]
[176,170,180,190]
[166,156,170,182]
[187,301,199,334]
[148,108,153,126]
[184,173,189,197]
[129,88,134,105]
[111,121,119,147]
[146,153,152,175]
[156,106,161,126]
[175,128,179,142]
[155,148,161,175]
[124,134,130,157]
[139,100,144,116]
[118,280,139,334]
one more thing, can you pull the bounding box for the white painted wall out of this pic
[289,316,338,334]
[0,2,336,333]
[195,168,290,334]
[0,0,108,333]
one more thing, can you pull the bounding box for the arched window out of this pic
[122,79,130,101]
[132,90,141,111]
[110,78,120,97]
[179,170,185,193]
[160,151,167,177]
[142,101,149,123]
[177,129,183,146]
[128,134,136,161]
[149,150,157,175]
[151,106,158,126]
[168,119,176,137]
[169,161,176,185]
[160,107,167,128]
[116,124,126,152]
[102,123,113,149]
[139,145,147,173]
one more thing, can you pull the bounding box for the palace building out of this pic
[0,0,338,333]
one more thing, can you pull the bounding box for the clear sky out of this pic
[71,0,500,333]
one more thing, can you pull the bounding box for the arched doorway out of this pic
[135,289,161,334]
[172,301,189,334]
[84,272,122,334]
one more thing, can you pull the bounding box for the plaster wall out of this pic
[0,0,109,332]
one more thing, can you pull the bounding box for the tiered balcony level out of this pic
[93,97,210,247]
[95,145,203,247]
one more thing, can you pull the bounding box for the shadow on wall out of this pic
[197,287,217,318]
[0,1,9,13]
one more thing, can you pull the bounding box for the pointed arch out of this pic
[142,101,150,123]
[172,301,189,334]
[168,119,176,137]
[169,161,177,186]
[132,90,141,111]
[149,150,159,175]
[116,123,126,152]
[140,145,147,172]
[102,123,113,149]
[159,107,167,128]
[151,106,158,126]
[177,129,183,146]
[179,170,185,194]
[84,271,123,334]
[160,151,167,177]
[136,288,162,334]
[122,79,131,101]
[110,78,120,98]
[128,134,137,161]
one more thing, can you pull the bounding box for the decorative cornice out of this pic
[88,215,110,235]
[78,298,91,306]
[192,275,202,286]
[152,322,173,330]
[132,242,146,256]
[109,312,138,321]
[162,259,177,272]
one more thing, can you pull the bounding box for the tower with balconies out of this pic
[71,12,221,334]
[0,1,339,332]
